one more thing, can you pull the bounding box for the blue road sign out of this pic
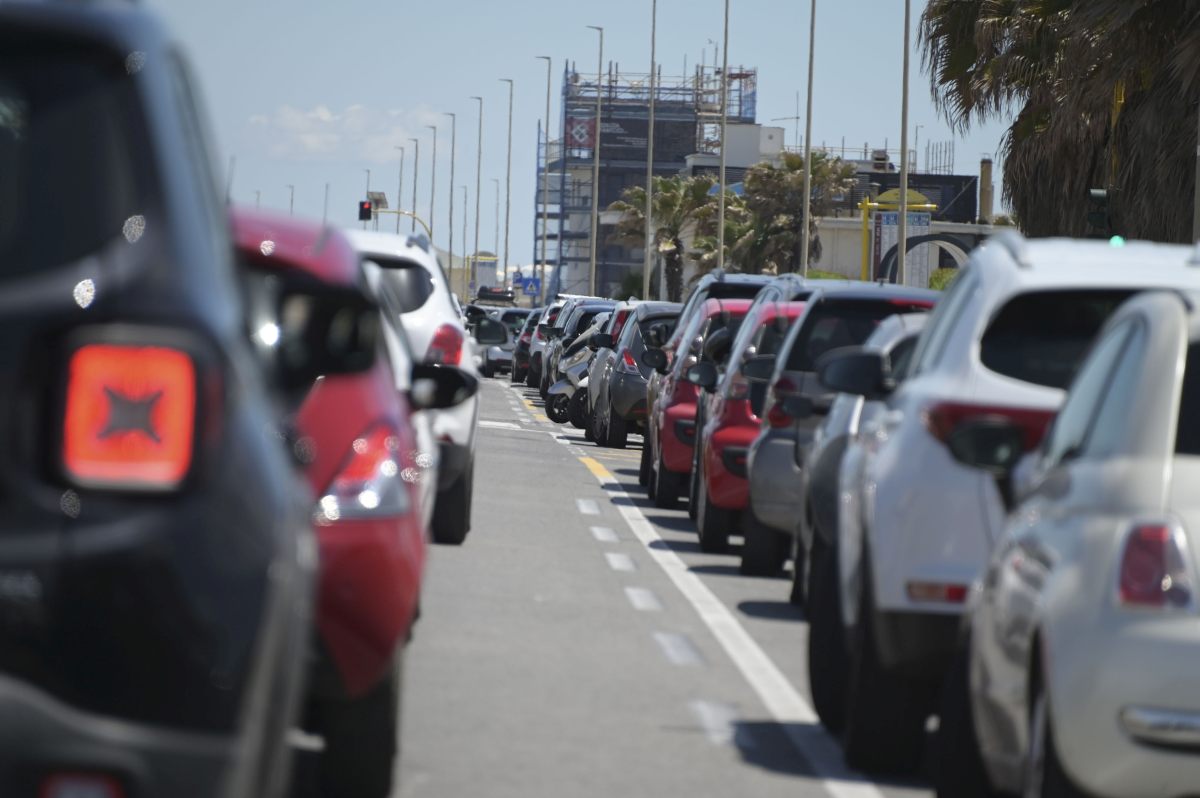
[523,277,541,296]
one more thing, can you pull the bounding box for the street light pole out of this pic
[898,0,912,285]
[462,185,468,299]
[537,56,553,305]
[500,78,514,276]
[408,138,420,233]
[587,25,604,297]
[363,169,371,229]
[492,178,501,257]
[287,184,294,216]
[643,0,657,300]
[800,0,817,276]
[471,96,483,289]
[914,124,923,173]
[717,0,730,273]
[445,113,456,278]
[394,145,405,233]
[323,182,329,224]
[426,124,438,244]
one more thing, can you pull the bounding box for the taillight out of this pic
[41,773,125,798]
[618,349,640,375]
[924,401,1054,451]
[611,310,631,342]
[766,377,798,428]
[425,324,464,366]
[520,331,532,345]
[906,581,969,604]
[62,344,196,491]
[315,424,412,524]
[1118,523,1194,609]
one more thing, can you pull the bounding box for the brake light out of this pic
[62,344,196,491]
[618,349,640,375]
[41,773,125,798]
[906,581,969,604]
[766,377,798,429]
[520,330,532,345]
[611,310,632,342]
[1118,523,1194,609]
[315,424,411,524]
[924,401,1054,451]
[425,324,464,366]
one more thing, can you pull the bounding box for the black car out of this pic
[510,308,543,383]
[0,5,319,796]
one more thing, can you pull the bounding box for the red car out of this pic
[645,298,753,509]
[691,301,807,553]
[233,209,474,797]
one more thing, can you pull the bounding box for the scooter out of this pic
[547,348,592,428]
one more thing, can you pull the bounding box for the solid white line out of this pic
[590,526,620,543]
[653,631,704,667]
[688,699,740,746]
[590,471,889,797]
[478,420,522,430]
[576,498,600,515]
[624,586,663,612]
[605,552,636,572]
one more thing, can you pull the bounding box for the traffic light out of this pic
[1086,188,1116,239]
[357,200,373,221]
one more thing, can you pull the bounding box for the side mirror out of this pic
[946,418,1025,509]
[263,282,379,394]
[703,327,733,362]
[645,323,668,348]
[473,318,508,345]
[742,354,777,382]
[817,348,890,398]
[537,323,551,335]
[641,347,668,374]
[686,361,719,391]
[781,395,815,420]
[689,335,704,355]
[409,364,480,410]
[592,333,614,350]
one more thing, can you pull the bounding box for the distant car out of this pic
[589,302,681,448]
[510,308,543,384]
[348,230,480,545]
[528,299,568,388]
[479,307,532,377]
[541,300,616,399]
[939,288,1200,798]
[0,6,315,796]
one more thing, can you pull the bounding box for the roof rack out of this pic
[989,229,1031,269]
[406,234,431,253]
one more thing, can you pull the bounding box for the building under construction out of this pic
[533,63,758,298]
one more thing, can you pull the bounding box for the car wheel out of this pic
[431,462,473,545]
[316,655,401,798]
[606,403,628,449]
[806,537,850,732]
[546,393,571,424]
[569,390,589,429]
[591,399,610,446]
[526,364,538,388]
[654,448,681,509]
[842,555,930,774]
[788,537,807,607]
[740,511,789,576]
[935,636,997,798]
[1024,678,1084,798]
[510,366,523,384]
[639,439,651,487]
[480,362,494,378]
[687,448,700,521]
[696,480,732,553]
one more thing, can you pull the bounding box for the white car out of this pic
[827,232,1200,774]
[939,288,1200,798]
[349,230,480,545]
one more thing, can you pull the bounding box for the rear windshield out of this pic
[0,40,151,278]
[635,315,678,344]
[786,299,930,371]
[500,310,530,333]
[367,257,437,313]
[980,290,1134,389]
[707,282,768,301]
[569,310,605,336]
[1177,344,1200,455]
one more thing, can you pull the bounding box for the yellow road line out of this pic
[522,399,538,412]
[578,456,614,481]
[533,414,549,423]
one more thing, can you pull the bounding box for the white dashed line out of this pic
[653,631,704,667]
[688,699,741,746]
[478,420,522,430]
[624,586,663,612]
[575,498,600,515]
[590,526,619,543]
[605,552,636,572]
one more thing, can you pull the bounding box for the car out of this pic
[743,283,936,603]
[510,308,543,384]
[479,307,532,378]
[643,298,753,509]
[589,302,681,448]
[546,311,612,430]
[233,209,477,797]
[829,232,1200,775]
[541,300,616,400]
[687,300,808,557]
[348,230,481,545]
[527,299,568,389]
[0,6,318,795]
[938,286,1200,798]
[796,312,927,733]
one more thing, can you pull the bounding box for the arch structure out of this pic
[877,233,978,284]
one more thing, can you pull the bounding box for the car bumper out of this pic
[747,430,803,534]
[871,609,958,678]
[486,346,513,368]
[610,373,649,420]
[661,402,696,474]
[704,427,757,510]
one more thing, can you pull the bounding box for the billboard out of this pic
[566,113,696,164]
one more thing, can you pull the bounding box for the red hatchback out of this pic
[645,298,753,509]
[690,301,807,553]
[233,209,475,797]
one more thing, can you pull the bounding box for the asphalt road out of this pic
[395,375,935,798]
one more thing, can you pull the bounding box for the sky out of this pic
[150,0,1013,270]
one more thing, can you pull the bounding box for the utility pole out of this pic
[287,184,294,216]
[394,145,405,233]
[323,182,329,224]
[492,178,501,256]
[898,0,911,285]
[462,185,468,299]
[364,169,371,229]
[408,138,419,233]
[426,124,438,243]
[643,0,658,301]
[472,96,483,289]
[445,113,456,275]
[500,78,514,275]
[800,0,817,276]
[587,25,604,297]
[537,56,553,305]
[717,0,730,272]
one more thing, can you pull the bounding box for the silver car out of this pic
[938,289,1200,797]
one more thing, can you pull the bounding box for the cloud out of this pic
[246,103,437,164]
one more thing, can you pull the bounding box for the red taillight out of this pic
[619,349,640,375]
[41,773,125,798]
[520,331,532,345]
[611,310,632,342]
[62,344,196,491]
[1118,523,1194,609]
[425,324,464,366]
[766,377,797,428]
[924,401,1054,451]
[906,581,969,604]
[316,424,412,524]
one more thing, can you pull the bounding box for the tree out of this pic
[920,0,1200,242]
[609,174,716,302]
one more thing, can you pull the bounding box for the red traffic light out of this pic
[357,200,373,221]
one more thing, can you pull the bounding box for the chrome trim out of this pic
[1120,706,1200,750]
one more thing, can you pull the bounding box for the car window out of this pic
[980,289,1135,389]
[0,39,153,279]
[785,299,927,372]
[1085,323,1145,458]
[889,335,920,381]
[911,269,976,376]
[1175,342,1200,455]
[366,257,436,313]
[1040,322,1132,468]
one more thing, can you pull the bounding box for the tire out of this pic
[569,390,589,429]
[606,404,628,449]
[639,440,651,487]
[480,362,494,379]
[526,363,538,388]
[591,398,610,447]
[935,638,997,798]
[1025,679,1085,798]
[696,480,732,553]
[740,512,789,576]
[316,657,402,798]
[807,537,850,733]
[654,448,682,509]
[788,538,807,607]
[842,557,930,775]
[687,447,700,521]
[431,462,473,545]
[546,393,571,424]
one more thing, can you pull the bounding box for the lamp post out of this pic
[323,182,329,224]
[492,177,501,256]
[643,0,657,300]
[897,0,911,285]
[914,124,923,173]
[587,25,603,297]
[287,184,294,216]
[408,138,419,233]
[537,56,553,305]
[499,78,514,275]
[363,169,371,229]
[471,96,483,289]
[717,0,730,272]
[462,185,468,299]
[255,189,260,209]
[445,113,456,275]
[394,145,405,233]
[800,0,817,276]
[425,124,438,243]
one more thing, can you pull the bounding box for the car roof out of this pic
[634,301,682,319]
[700,297,755,316]
[806,282,939,304]
[344,229,440,271]
[232,208,358,285]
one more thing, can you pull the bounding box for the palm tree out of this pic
[609,174,717,301]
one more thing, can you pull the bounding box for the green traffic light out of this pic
[1109,235,1126,247]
